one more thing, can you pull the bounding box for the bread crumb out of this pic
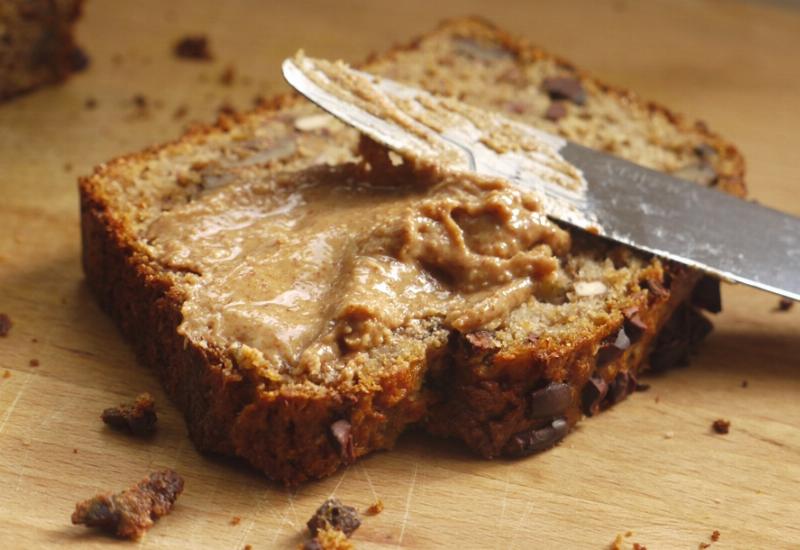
[610,533,624,550]
[775,298,793,312]
[2,370,10,379]
[102,393,158,435]
[244,545,252,550]
[73,448,78,454]
[711,530,720,541]
[664,431,674,439]
[84,97,97,110]
[712,419,730,434]
[0,313,12,337]
[740,379,748,388]
[633,544,647,550]
[366,500,384,515]
[230,516,241,526]
[71,469,184,539]
[220,65,236,86]
[29,359,39,367]
[174,35,212,61]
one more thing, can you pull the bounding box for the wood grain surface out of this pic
[1,0,799,548]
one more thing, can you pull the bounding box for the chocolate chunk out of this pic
[544,101,567,121]
[306,498,361,538]
[173,35,212,61]
[71,469,184,540]
[330,419,355,463]
[622,307,648,344]
[649,305,713,371]
[465,330,496,350]
[542,76,586,105]
[597,327,630,367]
[692,276,722,313]
[101,393,157,436]
[775,298,794,312]
[581,376,608,417]
[607,372,631,406]
[672,162,718,187]
[0,313,11,337]
[529,382,572,418]
[712,419,730,434]
[643,278,669,301]
[504,418,569,457]
[693,143,718,160]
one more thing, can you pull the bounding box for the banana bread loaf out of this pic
[80,17,745,484]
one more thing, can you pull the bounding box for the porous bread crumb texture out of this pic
[0,0,85,100]
[80,17,745,484]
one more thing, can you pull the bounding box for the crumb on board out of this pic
[71,469,184,539]
[220,65,235,85]
[29,359,39,367]
[664,430,674,439]
[712,530,720,541]
[0,313,12,337]
[712,419,730,435]
[2,370,10,379]
[101,393,158,436]
[775,298,794,312]
[633,544,647,550]
[365,500,384,516]
[741,379,748,388]
[174,35,212,60]
[230,516,241,526]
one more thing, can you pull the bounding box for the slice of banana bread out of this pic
[0,0,86,101]
[80,17,745,484]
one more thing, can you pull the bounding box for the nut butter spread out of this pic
[146,162,570,384]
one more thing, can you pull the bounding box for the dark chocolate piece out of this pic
[597,328,631,366]
[101,393,157,436]
[544,101,567,121]
[649,305,713,371]
[542,76,586,105]
[622,307,648,344]
[712,419,730,434]
[581,376,608,417]
[0,313,11,337]
[529,382,571,418]
[306,498,361,538]
[692,276,722,314]
[504,418,569,457]
[607,372,631,406]
[71,469,184,540]
[643,278,669,301]
[173,35,212,61]
[330,419,355,463]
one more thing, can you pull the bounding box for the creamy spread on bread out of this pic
[146,161,569,382]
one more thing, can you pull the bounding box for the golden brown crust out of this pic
[79,17,745,484]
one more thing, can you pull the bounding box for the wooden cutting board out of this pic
[1,0,798,547]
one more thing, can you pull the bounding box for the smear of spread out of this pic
[147,160,570,385]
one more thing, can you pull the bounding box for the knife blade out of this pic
[283,56,800,301]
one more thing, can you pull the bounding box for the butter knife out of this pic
[283,56,800,301]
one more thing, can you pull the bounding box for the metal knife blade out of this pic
[283,56,800,301]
